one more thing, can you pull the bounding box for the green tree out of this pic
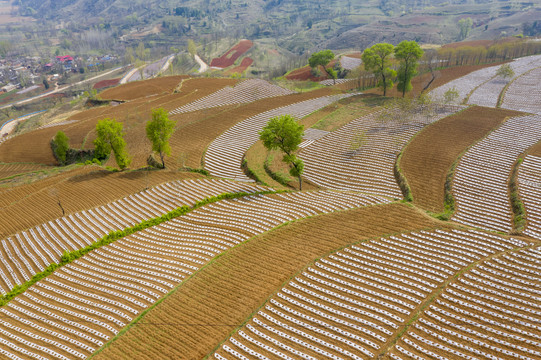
[496,63,515,80]
[52,131,70,165]
[187,39,197,56]
[444,87,460,104]
[94,118,131,170]
[308,50,335,78]
[146,108,177,169]
[395,40,424,97]
[259,114,305,190]
[361,43,397,96]
[458,17,473,40]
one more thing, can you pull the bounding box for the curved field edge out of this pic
[0,190,280,307]
[242,94,385,190]
[399,106,524,214]
[91,202,445,360]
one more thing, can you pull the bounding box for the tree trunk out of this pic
[298,175,302,191]
[160,152,165,169]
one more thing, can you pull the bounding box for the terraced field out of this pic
[214,229,530,359]
[502,66,541,114]
[1,63,541,360]
[0,190,390,359]
[204,94,351,181]
[301,106,460,197]
[452,114,541,232]
[400,107,523,212]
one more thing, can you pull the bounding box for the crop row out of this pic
[214,229,528,359]
[502,66,541,114]
[452,114,541,232]
[0,190,390,359]
[0,179,268,294]
[301,106,460,198]
[204,94,352,181]
[169,79,294,114]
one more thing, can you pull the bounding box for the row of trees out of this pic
[362,40,424,97]
[52,108,176,170]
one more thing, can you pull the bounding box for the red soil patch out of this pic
[226,57,254,75]
[99,75,188,101]
[344,52,362,59]
[400,106,524,212]
[210,40,253,68]
[93,78,120,90]
[285,60,337,81]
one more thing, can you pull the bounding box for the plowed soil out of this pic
[0,167,202,237]
[210,40,253,68]
[93,203,445,360]
[99,75,188,101]
[94,79,120,90]
[400,106,524,212]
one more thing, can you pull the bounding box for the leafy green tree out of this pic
[362,43,397,96]
[146,108,177,169]
[496,63,515,80]
[52,131,70,165]
[94,118,131,170]
[458,17,473,40]
[259,115,305,190]
[395,40,424,97]
[187,39,197,56]
[308,50,335,78]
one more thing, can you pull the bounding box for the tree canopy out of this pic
[146,108,177,169]
[52,131,70,165]
[308,50,335,69]
[259,114,305,190]
[362,43,397,96]
[394,40,424,97]
[94,118,131,170]
[496,63,515,80]
[458,17,473,40]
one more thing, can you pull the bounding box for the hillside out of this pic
[14,0,541,53]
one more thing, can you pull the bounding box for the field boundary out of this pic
[0,189,281,307]
[509,156,526,233]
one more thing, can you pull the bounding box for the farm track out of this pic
[452,114,541,232]
[213,227,534,359]
[400,107,524,213]
[92,203,438,360]
[301,106,460,198]
[0,190,390,359]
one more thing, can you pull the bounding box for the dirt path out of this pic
[195,54,209,73]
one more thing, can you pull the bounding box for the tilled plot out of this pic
[214,230,528,359]
[400,107,523,212]
[0,191,390,360]
[302,106,460,198]
[0,179,268,294]
[502,66,541,114]
[204,94,351,181]
[389,244,541,360]
[452,114,541,232]
[92,203,439,360]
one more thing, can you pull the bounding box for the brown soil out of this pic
[226,57,254,75]
[93,203,444,360]
[285,60,337,82]
[94,79,121,90]
[0,167,202,238]
[99,75,188,101]
[400,106,524,213]
[525,138,541,157]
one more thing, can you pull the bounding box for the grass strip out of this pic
[394,151,412,202]
[509,157,526,233]
[0,189,281,307]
